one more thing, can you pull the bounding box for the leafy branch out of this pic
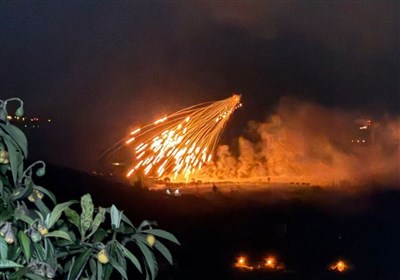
[0,98,179,279]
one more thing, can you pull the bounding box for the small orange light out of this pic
[264,256,276,268]
[329,260,348,272]
[234,256,253,271]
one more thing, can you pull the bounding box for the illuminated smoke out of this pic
[197,97,400,186]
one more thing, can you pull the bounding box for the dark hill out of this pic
[35,165,400,280]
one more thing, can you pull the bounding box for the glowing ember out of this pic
[234,256,253,270]
[263,255,285,271]
[329,260,348,272]
[264,256,277,269]
[123,95,241,180]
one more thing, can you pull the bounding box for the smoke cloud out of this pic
[197,97,400,187]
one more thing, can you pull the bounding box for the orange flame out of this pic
[234,256,253,271]
[329,260,348,272]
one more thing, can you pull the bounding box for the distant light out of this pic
[48,119,51,122]
[362,140,365,143]
[360,126,368,130]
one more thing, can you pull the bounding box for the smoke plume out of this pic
[197,97,400,187]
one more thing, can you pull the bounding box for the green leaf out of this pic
[89,258,97,280]
[110,205,122,230]
[66,257,75,278]
[89,207,105,236]
[32,242,46,262]
[0,259,23,268]
[154,240,173,265]
[65,208,80,230]
[18,231,31,262]
[0,123,28,158]
[14,211,34,225]
[141,229,180,245]
[80,194,94,237]
[121,213,135,229]
[115,242,142,273]
[115,223,135,235]
[97,260,103,280]
[108,254,128,280]
[138,220,158,231]
[102,263,113,280]
[136,240,156,280]
[25,273,47,280]
[2,135,24,184]
[0,236,7,260]
[44,238,57,268]
[0,208,12,222]
[92,228,107,243]
[7,243,21,261]
[12,185,34,201]
[47,200,77,229]
[69,248,93,280]
[33,186,57,205]
[45,230,72,241]
[34,199,50,216]
[9,267,30,279]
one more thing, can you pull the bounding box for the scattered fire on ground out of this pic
[235,255,350,273]
[234,255,285,271]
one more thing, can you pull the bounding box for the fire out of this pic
[234,256,253,270]
[263,255,285,271]
[122,95,241,180]
[329,260,348,272]
[264,256,277,269]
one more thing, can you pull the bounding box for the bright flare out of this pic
[124,95,241,180]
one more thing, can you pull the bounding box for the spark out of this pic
[123,94,241,180]
[126,168,135,177]
[130,128,141,135]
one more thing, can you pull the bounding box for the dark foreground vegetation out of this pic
[38,165,400,280]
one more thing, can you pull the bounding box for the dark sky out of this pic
[1,2,399,171]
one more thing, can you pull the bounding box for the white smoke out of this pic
[196,97,400,187]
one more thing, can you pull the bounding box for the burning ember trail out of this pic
[123,95,241,180]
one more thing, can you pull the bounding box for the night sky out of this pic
[1,2,399,171]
